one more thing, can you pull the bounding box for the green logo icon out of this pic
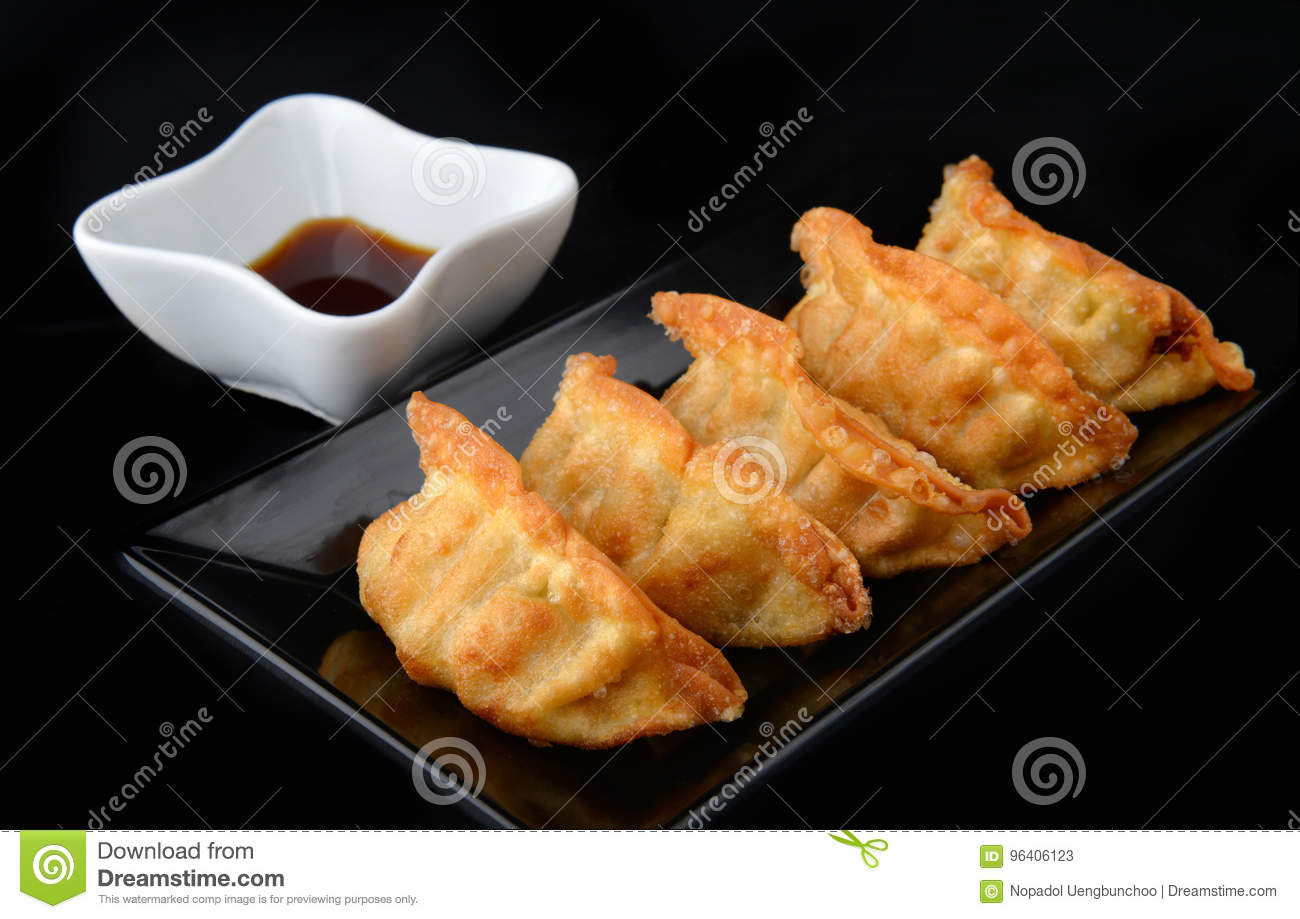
[19,830,86,905]
[980,879,1004,903]
[980,844,1003,868]
[828,830,888,868]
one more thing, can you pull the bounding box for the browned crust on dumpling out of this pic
[919,155,1253,411]
[521,353,692,572]
[521,352,870,646]
[789,208,1137,490]
[651,291,1031,535]
[356,393,746,748]
[650,292,1032,577]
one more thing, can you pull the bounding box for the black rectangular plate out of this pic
[123,224,1274,829]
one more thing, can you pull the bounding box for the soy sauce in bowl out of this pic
[249,218,436,316]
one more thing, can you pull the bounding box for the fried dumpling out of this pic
[917,155,1253,412]
[650,292,1031,578]
[357,392,746,748]
[521,352,870,647]
[788,207,1138,491]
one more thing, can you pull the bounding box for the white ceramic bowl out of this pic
[74,94,577,422]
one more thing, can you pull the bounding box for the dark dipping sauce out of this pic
[248,217,436,316]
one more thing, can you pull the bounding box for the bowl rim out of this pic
[72,92,580,331]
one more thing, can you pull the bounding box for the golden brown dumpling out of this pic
[788,207,1138,491]
[357,392,746,748]
[521,353,870,647]
[917,155,1253,412]
[650,292,1032,578]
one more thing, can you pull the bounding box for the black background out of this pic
[1,0,1297,830]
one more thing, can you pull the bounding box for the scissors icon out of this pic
[828,830,888,868]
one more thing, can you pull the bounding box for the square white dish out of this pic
[74,93,578,422]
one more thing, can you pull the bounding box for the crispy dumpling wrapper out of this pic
[357,392,746,748]
[788,207,1137,491]
[521,353,870,647]
[650,291,1031,579]
[917,155,1253,412]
